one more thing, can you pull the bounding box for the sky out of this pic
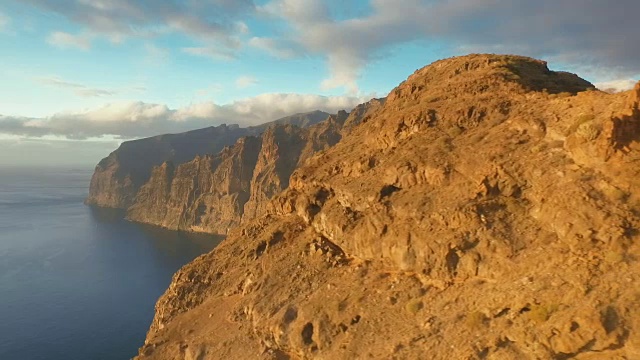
[0,0,639,166]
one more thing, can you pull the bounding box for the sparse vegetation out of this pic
[529,304,559,323]
[567,113,596,136]
[530,142,548,154]
[549,92,573,99]
[466,311,488,328]
[405,299,424,314]
[604,250,625,264]
[447,126,464,138]
[434,136,453,151]
[576,121,600,141]
[602,186,628,202]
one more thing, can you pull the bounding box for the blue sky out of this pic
[0,0,638,165]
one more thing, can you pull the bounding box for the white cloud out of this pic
[182,46,236,61]
[595,79,638,93]
[195,84,224,98]
[248,37,301,59]
[25,0,254,53]
[0,137,121,167]
[143,43,170,66]
[47,31,93,50]
[260,0,640,92]
[235,75,258,89]
[235,21,250,35]
[0,12,9,31]
[0,93,370,139]
[37,76,116,97]
[22,0,640,95]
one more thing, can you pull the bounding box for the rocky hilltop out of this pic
[136,54,640,360]
[125,111,350,234]
[85,111,330,209]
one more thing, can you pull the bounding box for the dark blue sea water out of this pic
[0,167,222,360]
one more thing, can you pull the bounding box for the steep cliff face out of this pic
[127,118,347,234]
[124,161,175,225]
[85,124,248,209]
[242,111,350,223]
[126,136,262,234]
[86,153,138,209]
[341,98,385,135]
[240,125,308,224]
[85,111,330,209]
[137,55,640,360]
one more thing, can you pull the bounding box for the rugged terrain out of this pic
[85,111,330,209]
[135,54,640,359]
[125,111,351,234]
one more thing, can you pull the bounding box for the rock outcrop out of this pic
[85,111,330,209]
[242,111,349,223]
[341,97,385,135]
[137,55,640,359]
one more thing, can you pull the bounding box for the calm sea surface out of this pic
[0,167,222,360]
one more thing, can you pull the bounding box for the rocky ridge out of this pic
[85,111,330,209]
[126,111,349,234]
[136,54,640,359]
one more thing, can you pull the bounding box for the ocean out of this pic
[0,167,222,360]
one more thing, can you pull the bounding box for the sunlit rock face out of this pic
[135,54,640,360]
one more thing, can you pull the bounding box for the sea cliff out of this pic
[85,111,330,209]
[125,111,359,234]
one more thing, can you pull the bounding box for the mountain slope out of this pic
[137,54,640,359]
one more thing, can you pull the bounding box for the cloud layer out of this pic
[259,0,640,91]
[26,0,255,52]
[47,31,93,50]
[181,46,237,61]
[18,0,640,92]
[235,75,258,89]
[0,11,9,31]
[37,76,116,97]
[0,93,368,139]
[595,79,638,94]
